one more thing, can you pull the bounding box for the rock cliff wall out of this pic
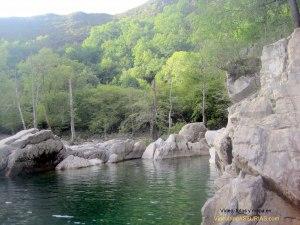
[202,29,300,225]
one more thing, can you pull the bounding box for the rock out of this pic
[143,123,210,160]
[229,29,300,208]
[0,129,65,177]
[213,130,232,173]
[202,175,266,225]
[214,164,239,189]
[226,58,261,103]
[208,147,216,164]
[124,141,146,160]
[257,191,300,225]
[205,129,225,146]
[205,128,226,164]
[89,158,103,166]
[66,139,146,164]
[202,29,300,225]
[107,154,121,163]
[142,138,164,159]
[179,122,207,142]
[145,134,209,161]
[56,155,102,170]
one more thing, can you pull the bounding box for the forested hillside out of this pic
[0,0,297,141]
[0,12,113,48]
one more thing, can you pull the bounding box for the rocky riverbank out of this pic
[0,121,210,176]
[202,29,300,225]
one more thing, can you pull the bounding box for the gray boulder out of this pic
[143,123,210,160]
[202,174,266,225]
[179,122,207,142]
[0,129,65,177]
[142,138,164,159]
[65,139,146,164]
[56,155,102,170]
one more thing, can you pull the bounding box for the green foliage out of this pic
[0,0,296,136]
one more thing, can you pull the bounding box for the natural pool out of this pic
[0,156,217,225]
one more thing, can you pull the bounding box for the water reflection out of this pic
[0,156,216,225]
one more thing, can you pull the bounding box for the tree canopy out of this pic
[0,0,298,139]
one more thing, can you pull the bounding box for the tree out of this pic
[18,49,60,129]
[69,76,75,143]
[289,0,300,27]
[13,70,26,130]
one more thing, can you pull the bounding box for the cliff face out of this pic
[202,29,300,225]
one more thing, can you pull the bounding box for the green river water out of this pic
[0,156,216,225]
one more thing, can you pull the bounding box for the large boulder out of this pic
[65,139,146,164]
[202,174,267,225]
[0,129,65,177]
[202,29,300,225]
[179,122,207,142]
[203,173,300,225]
[143,123,210,160]
[153,134,209,160]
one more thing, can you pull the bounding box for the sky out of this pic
[0,0,149,17]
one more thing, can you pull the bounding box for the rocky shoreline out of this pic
[0,122,210,177]
[201,29,300,225]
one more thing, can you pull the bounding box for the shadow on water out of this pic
[0,156,217,225]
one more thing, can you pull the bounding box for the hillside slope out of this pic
[0,12,113,47]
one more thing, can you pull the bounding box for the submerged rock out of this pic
[202,29,300,225]
[143,123,209,160]
[0,129,65,177]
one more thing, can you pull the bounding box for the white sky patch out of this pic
[0,0,149,17]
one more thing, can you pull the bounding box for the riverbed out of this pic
[0,156,216,225]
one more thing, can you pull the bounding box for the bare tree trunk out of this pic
[202,83,206,126]
[289,0,300,28]
[69,78,75,143]
[44,106,51,130]
[150,79,159,140]
[32,83,38,129]
[168,76,173,135]
[104,123,107,141]
[14,76,26,130]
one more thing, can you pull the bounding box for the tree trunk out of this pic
[150,79,159,140]
[14,76,26,130]
[32,83,38,129]
[168,76,173,135]
[289,0,300,28]
[104,123,107,141]
[44,106,51,130]
[202,83,206,126]
[69,78,75,143]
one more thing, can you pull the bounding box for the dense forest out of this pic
[0,0,298,141]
